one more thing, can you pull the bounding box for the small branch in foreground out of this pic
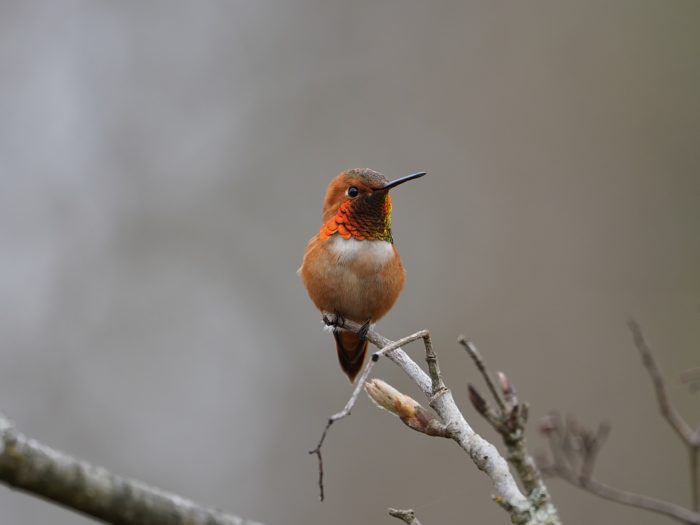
[388,507,422,525]
[0,414,264,525]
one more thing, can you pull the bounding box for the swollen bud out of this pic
[365,378,417,418]
[364,378,449,437]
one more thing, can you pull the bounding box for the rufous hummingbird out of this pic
[299,168,426,382]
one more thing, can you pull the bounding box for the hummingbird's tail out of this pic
[333,330,368,383]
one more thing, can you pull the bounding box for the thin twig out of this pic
[459,336,550,503]
[388,507,422,525]
[540,414,700,524]
[0,414,264,525]
[309,325,429,501]
[422,332,446,395]
[311,323,544,522]
[628,319,700,510]
[459,336,506,411]
[549,464,700,524]
[692,448,699,513]
[628,320,696,444]
[579,422,610,482]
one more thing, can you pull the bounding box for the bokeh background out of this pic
[1,2,699,524]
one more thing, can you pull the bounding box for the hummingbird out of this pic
[299,168,426,382]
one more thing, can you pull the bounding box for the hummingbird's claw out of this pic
[322,311,346,329]
[357,319,371,341]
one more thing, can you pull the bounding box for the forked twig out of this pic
[310,322,560,524]
[628,320,697,445]
[459,336,548,502]
[309,322,429,501]
[539,414,700,524]
[538,320,700,522]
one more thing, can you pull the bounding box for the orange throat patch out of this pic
[319,195,393,242]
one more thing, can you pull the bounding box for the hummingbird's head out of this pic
[319,169,425,243]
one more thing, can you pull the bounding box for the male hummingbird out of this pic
[299,168,426,382]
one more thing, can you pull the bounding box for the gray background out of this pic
[1,1,699,524]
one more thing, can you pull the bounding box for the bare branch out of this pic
[309,324,430,501]
[312,322,561,524]
[459,337,551,512]
[691,449,699,514]
[580,422,610,482]
[628,319,696,445]
[561,473,700,525]
[0,414,265,525]
[628,319,699,510]
[388,508,422,525]
[459,337,506,411]
[539,414,700,525]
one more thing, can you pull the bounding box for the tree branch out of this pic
[459,337,552,510]
[539,413,700,525]
[0,414,265,525]
[539,321,700,522]
[628,320,697,445]
[388,507,422,525]
[309,327,431,501]
[628,319,699,511]
[552,464,700,524]
[311,321,560,524]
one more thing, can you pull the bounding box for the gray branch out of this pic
[628,319,700,511]
[0,414,265,525]
[312,319,561,525]
[388,508,422,525]
[546,461,700,524]
[309,329,431,501]
[628,320,698,446]
[539,413,700,525]
[537,319,700,523]
[459,337,554,513]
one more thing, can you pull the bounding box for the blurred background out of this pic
[1,1,699,524]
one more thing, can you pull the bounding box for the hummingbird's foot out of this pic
[333,311,346,328]
[322,311,345,329]
[357,319,371,341]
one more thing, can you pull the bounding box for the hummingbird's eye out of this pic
[347,186,359,198]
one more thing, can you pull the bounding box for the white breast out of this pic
[329,236,394,267]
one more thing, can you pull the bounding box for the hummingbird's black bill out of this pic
[381,171,427,190]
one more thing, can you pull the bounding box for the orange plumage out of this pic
[299,168,425,382]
